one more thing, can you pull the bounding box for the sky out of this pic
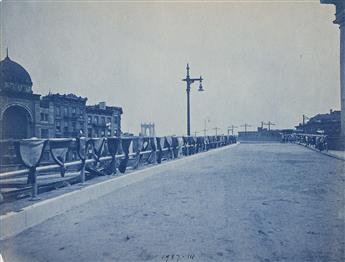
[0,0,340,136]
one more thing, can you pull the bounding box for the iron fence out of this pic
[281,133,328,152]
[0,135,237,201]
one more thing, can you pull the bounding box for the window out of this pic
[107,130,111,137]
[41,129,49,138]
[114,115,119,125]
[56,106,61,116]
[101,130,105,137]
[40,113,48,122]
[107,117,111,123]
[87,116,92,124]
[56,120,61,132]
[72,122,76,132]
[94,116,99,124]
[64,121,68,132]
[72,107,76,116]
[87,128,92,138]
[64,107,68,116]
[101,117,105,125]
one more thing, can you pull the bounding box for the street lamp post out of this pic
[182,64,204,136]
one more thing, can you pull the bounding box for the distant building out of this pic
[295,110,341,136]
[238,128,282,142]
[0,53,123,139]
[41,93,87,138]
[86,102,122,138]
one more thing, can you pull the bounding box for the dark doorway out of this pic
[2,106,31,139]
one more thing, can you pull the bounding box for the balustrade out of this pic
[0,135,237,201]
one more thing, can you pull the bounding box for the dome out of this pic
[0,54,33,93]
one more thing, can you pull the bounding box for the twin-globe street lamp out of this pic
[182,64,204,136]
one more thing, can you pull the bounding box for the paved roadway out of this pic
[1,143,344,262]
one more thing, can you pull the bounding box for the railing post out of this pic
[77,137,87,184]
[29,167,39,201]
[80,160,86,183]
[14,139,47,201]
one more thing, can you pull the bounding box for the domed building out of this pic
[0,54,33,94]
[0,52,43,139]
[0,52,87,140]
[0,52,123,141]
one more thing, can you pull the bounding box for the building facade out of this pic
[0,53,46,139]
[296,110,341,136]
[86,102,122,138]
[41,93,87,138]
[0,54,123,139]
[321,1,345,138]
[238,129,282,142]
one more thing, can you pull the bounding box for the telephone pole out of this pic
[213,127,220,136]
[264,121,275,131]
[203,118,210,136]
[227,125,238,135]
[302,114,310,132]
[240,123,251,133]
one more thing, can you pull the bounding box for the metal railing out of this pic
[280,133,328,151]
[0,135,237,201]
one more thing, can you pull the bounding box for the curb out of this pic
[298,144,345,161]
[0,143,239,240]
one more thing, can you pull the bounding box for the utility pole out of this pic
[227,125,238,135]
[182,64,204,136]
[202,128,207,137]
[213,127,220,136]
[302,115,306,126]
[302,114,309,132]
[194,131,199,137]
[240,123,251,133]
[203,118,210,136]
[264,121,275,131]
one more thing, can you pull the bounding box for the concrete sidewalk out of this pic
[327,150,345,161]
[301,144,345,161]
[1,143,343,262]
[0,143,239,240]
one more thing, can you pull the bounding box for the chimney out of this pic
[330,109,333,114]
[99,102,106,110]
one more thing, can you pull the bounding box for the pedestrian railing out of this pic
[0,135,237,201]
[280,133,328,152]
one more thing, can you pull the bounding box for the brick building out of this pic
[41,93,87,138]
[86,102,122,138]
[0,54,122,139]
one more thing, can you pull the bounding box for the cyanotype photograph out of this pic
[0,0,344,261]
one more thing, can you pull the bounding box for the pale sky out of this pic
[0,0,340,136]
